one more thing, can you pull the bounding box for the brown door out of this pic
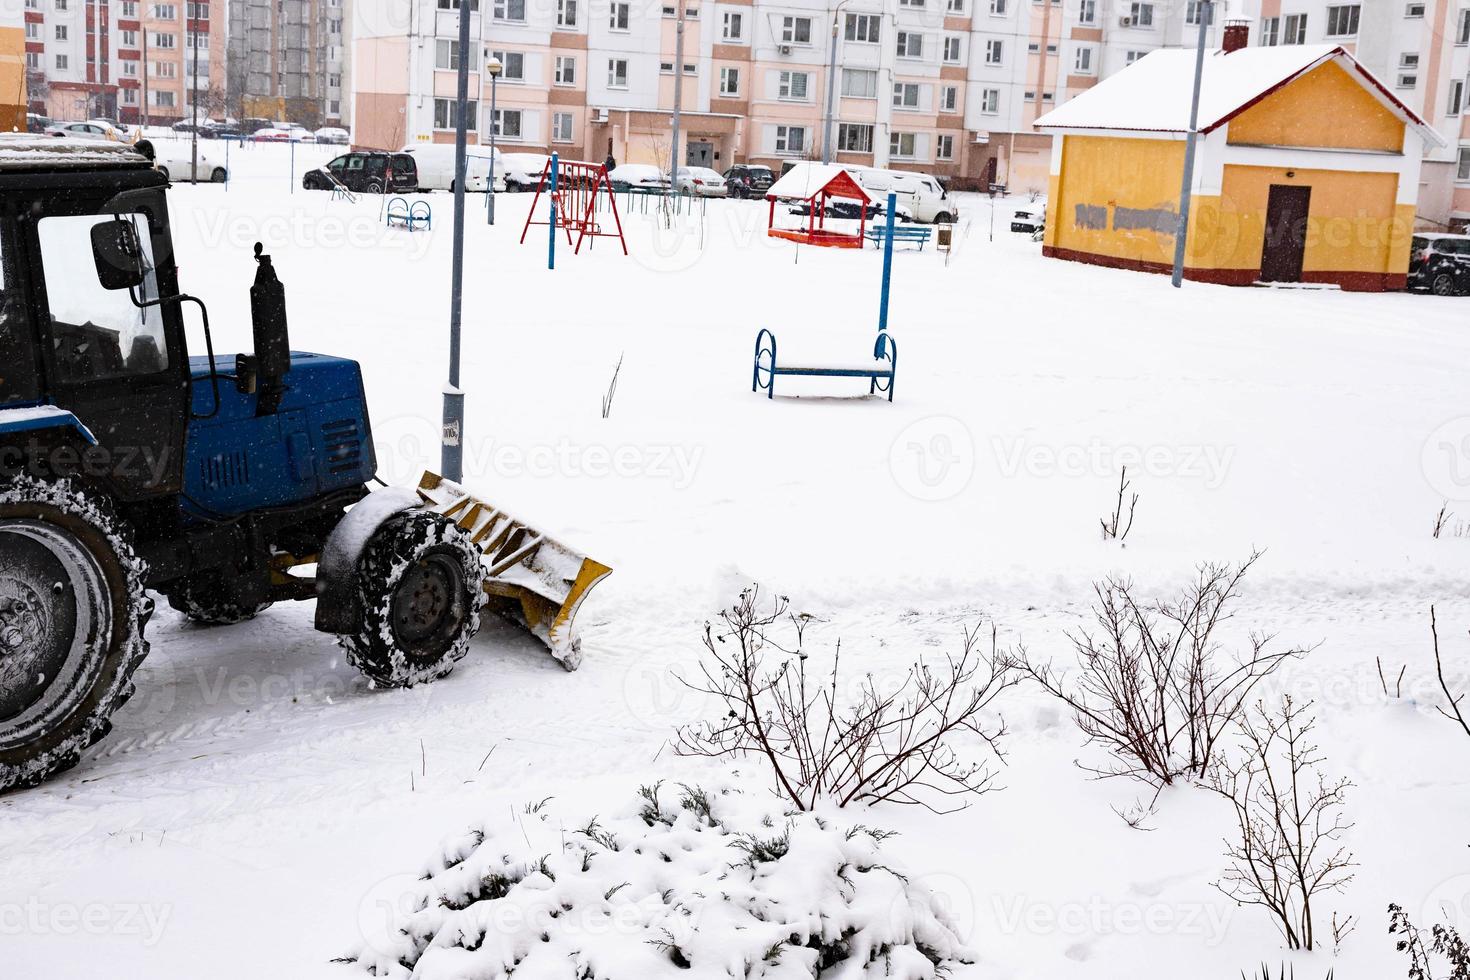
[1260,184,1311,283]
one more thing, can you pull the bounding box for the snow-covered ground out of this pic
[4,142,1470,978]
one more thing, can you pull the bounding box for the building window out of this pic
[778,70,809,100]
[151,60,176,77]
[120,87,136,103]
[722,11,743,40]
[1456,146,1470,180]
[552,111,573,142]
[1401,52,1420,67]
[899,0,925,6]
[1284,13,1308,43]
[1458,8,1470,42]
[488,50,524,79]
[979,87,999,112]
[122,60,138,75]
[489,107,521,137]
[719,66,738,95]
[435,39,478,71]
[434,98,479,130]
[1127,2,1153,26]
[150,3,175,17]
[556,0,576,26]
[1078,0,1095,23]
[943,35,962,62]
[151,31,176,47]
[1398,73,1417,88]
[186,1,207,18]
[936,134,954,160]
[889,132,917,158]
[607,58,627,86]
[55,54,68,70]
[1185,0,1212,24]
[940,84,958,111]
[436,0,479,8]
[608,2,629,30]
[493,0,525,19]
[947,0,965,11]
[152,90,175,107]
[55,24,67,39]
[1449,79,1465,115]
[121,0,137,12]
[837,122,873,152]
[845,13,880,42]
[1404,2,1424,15]
[24,51,37,69]
[984,38,1003,63]
[1023,90,1035,101]
[989,0,1006,11]
[1260,15,1280,44]
[1074,46,1093,72]
[896,31,923,58]
[781,16,812,43]
[554,55,575,84]
[23,22,36,38]
[1125,49,1144,63]
[841,67,877,97]
[893,81,920,108]
[774,125,805,154]
[1325,4,1359,35]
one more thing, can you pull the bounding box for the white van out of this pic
[851,166,957,225]
[397,144,506,192]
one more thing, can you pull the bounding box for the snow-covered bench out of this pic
[751,327,897,402]
[865,225,931,251]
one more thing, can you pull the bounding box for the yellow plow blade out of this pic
[417,472,612,670]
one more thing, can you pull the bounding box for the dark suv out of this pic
[303,151,419,194]
[724,164,774,199]
[1409,234,1470,296]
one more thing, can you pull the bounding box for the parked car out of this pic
[1409,234,1470,296]
[852,167,956,224]
[1010,206,1045,234]
[154,147,229,183]
[45,120,122,141]
[209,121,243,139]
[243,117,274,135]
[723,164,774,199]
[315,126,350,145]
[302,151,418,193]
[501,152,550,191]
[672,166,727,197]
[26,113,50,134]
[397,143,503,192]
[607,163,668,192]
[171,119,211,135]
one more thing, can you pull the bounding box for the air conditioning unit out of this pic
[971,131,990,144]
[777,43,792,55]
[593,108,610,123]
[1118,15,1133,25]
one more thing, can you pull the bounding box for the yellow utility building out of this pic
[1034,26,1443,291]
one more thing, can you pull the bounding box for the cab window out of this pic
[327,155,348,171]
[0,227,37,405]
[345,155,366,172]
[38,212,170,384]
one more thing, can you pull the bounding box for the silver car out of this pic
[672,166,727,197]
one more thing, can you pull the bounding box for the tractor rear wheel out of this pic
[340,511,485,688]
[0,476,151,793]
[164,572,273,626]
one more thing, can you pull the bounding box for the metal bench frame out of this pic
[386,197,433,231]
[752,327,897,402]
[865,225,932,251]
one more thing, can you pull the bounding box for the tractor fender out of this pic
[313,486,420,635]
[0,404,98,446]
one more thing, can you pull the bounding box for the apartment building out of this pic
[0,5,23,131]
[24,0,226,124]
[1243,0,1469,228]
[225,0,348,127]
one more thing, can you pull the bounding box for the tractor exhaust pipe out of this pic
[244,242,291,416]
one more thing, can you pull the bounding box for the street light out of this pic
[442,0,473,483]
[486,56,501,225]
[822,0,851,165]
[1171,0,1212,288]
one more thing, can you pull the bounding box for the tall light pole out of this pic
[442,0,472,483]
[821,0,849,165]
[668,0,685,196]
[1171,0,1212,288]
[486,56,500,225]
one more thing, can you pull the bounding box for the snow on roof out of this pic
[0,135,152,170]
[1034,45,1443,147]
[765,162,872,202]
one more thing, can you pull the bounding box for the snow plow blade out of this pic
[416,473,612,670]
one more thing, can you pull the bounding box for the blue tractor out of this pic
[0,138,608,792]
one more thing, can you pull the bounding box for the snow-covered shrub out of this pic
[1429,606,1470,742]
[346,779,973,980]
[1389,902,1469,980]
[1011,553,1309,786]
[674,588,1019,812]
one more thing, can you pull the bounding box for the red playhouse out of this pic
[764,163,873,249]
[518,158,628,255]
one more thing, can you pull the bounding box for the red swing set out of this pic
[517,158,629,256]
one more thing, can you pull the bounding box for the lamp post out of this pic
[668,1,686,200]
[486,56,501,225]
[1171,0,1212,288]
[821,0,850,165]
[442,0,473,483]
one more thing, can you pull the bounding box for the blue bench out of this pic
[865,225,932,251]
[752,328,897,402]
[386,197,432,231]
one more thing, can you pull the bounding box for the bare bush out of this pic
[674,588,1019,813]
[1430,606,1470,741]
[600,353,624,419]
[1209,696,1355,951]
[1378,657,1407,699]
[1389,902,1470,980]
[1010,553,1308,786]
[1435,503,1452,539]
[1100,466,1139,543]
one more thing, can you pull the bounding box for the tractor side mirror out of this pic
[90,218,147,291]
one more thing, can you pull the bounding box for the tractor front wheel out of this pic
[341,511,485,688]
[0,476,151,793]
